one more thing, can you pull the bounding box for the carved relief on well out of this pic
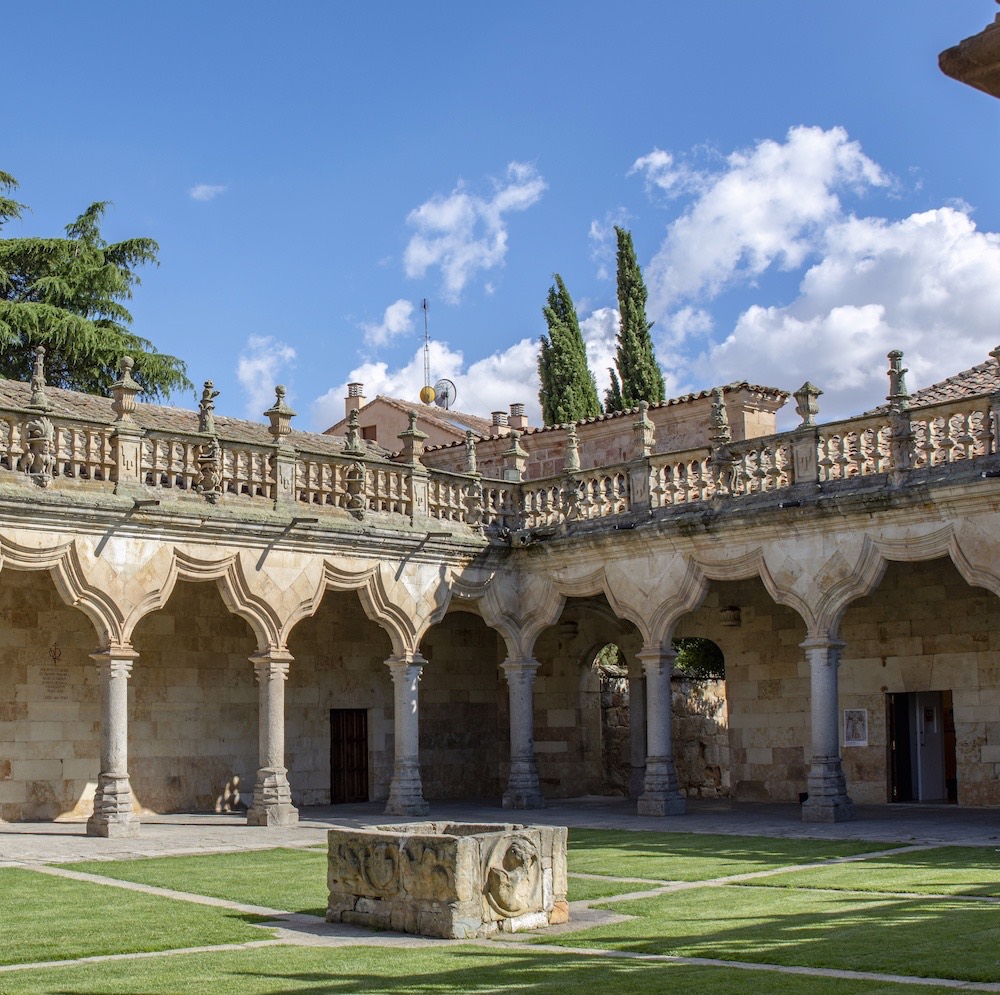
[482,834,542,919]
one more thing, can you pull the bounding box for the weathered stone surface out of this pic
[326,822,569,939]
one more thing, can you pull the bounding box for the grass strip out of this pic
[749,844,1000,897]
[60,847,329,917]
[567,874,665,901]
[0,868,269,967]
[542,883,1000,983]
[567,829,900,881]
[0,944,959,994]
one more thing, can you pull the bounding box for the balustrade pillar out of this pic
[801,637,853,823]
[628,661,647,799]
[384,653,429,816]
[501,658,545,809]
[247,652,299,826]
[87,648,140,838]
[637,647,685,816]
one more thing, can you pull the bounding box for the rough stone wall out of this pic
[130,581,258,814]
[286,591,395,805]
[838,557,1000,806]
[419,611,505,800]
[0,569,99,821]
[674,580,809,803]
[672,677,729,798]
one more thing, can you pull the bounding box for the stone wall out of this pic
[0,570,99,821]
[672,677,729,799]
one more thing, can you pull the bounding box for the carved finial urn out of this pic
[564,423,581,473]
[397,410,428,464]
[198,380,220,434]
[29,345,51,411]
[633,400,655,458]
[709,387,731,446]
[886,350,911,413]
[793,382,823,427]
[110,357,142,424]
[464,430,479,475]
[264,385,296,446]
[343,409,366,456]
[503,429,529,482]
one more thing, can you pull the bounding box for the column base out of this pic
[638,756,685,816]
[385,761,429,816]
[801,756,854,823]
[248,767,298,828]
[87,774,140,837]
[629,765,646,799]
[502,788,546,809]
[502,759,545,809]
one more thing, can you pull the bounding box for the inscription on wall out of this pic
[38,644,68,700]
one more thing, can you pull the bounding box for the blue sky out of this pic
[5,3,999,431]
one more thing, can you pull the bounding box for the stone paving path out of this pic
[3,797,1000,990]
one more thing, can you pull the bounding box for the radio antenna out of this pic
[419,299,436,404]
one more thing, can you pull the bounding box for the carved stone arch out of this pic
[47,540,130,649]
[950,518,1000,598]
[214,550,294,653]
[479,567,565,661]
[277,558,378,648]
[808,535,888,639]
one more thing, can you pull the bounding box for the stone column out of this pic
[801,637,853,823]
[87,648,140,838]
[628,661,647,799]
[247,653,299,827]
[637,646,685,816]
[501,658,545,809]
[385,653,430,816]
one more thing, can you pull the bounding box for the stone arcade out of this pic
[3,345,1000,837]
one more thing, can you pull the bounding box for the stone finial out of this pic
[264,385,296,445]
[397,410,428,464]
[343,408,366,456]
[793,382,823,427]
[886,350,911,413]
[633,400,655,458]
[464,430,479,475]
[709,387,731,446]
[29,345,51,411]
[990,344,1000,365]
[198,381,220,434]
[110,357,142,424]
[564,423,581,473]
[502,429,529,482]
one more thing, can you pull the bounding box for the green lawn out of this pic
[750,844,1000,897]
[0,868,270,967]
[566,829,897,881]
[544,884,1000,983]
[61,846,329,916]
[0,945,960,995]
[567,874,665,901]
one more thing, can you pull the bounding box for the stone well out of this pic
[326,822,569,939]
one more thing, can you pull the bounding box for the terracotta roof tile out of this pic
[865,356,1000,415]
[326,394,497,439]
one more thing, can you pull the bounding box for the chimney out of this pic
[491,411,511,436]
[509,402,528,431]
[346,382,366,418]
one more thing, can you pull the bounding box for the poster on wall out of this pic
[843,708,868,747]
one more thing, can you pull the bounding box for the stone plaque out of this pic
[39,665,68,701]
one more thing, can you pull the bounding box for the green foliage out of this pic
[538,274,602,426]
[672,636,725,680]
[604,227,665,413]
[0,172,191,400]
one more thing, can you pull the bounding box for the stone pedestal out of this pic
[637,647,685,817]
[801,638,854,823]
[501,658,545,809]
[247,654,298,827]
[327,822,568,938]
[87,650,140,838]
[385,654,429,816]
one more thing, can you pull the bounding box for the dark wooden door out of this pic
[330,709,368,803]
[887,692,913,802]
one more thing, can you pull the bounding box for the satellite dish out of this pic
[433,378,457,410]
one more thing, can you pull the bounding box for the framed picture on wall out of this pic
[844,708,868,747]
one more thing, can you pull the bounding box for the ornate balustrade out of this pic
[4,348,999,540]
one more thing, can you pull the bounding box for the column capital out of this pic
[252,657,291,682]
[89,646,138,679]
[800,637,846,653]
[501,657,540,676]
[385,653,426,679]
[637,645,677,676]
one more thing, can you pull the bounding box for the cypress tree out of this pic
[0,171,191,400]
[537,274,601,426]
[604,226,665,412]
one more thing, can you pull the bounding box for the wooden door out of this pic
[330,708,368,803]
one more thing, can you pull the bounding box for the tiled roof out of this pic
[423,381,789,454]
[865,356,1000,415]
[326,394,496,439]
[0,379,370,458]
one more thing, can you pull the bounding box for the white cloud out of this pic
[588,210,629,281]
[237,335,297,417]
[361,298,415,348]
[189,183,227,202]
[312,337,541,430]
[693,207,1000,421]
[643,126,887,319]
[629,148,702,198]
[403,161,547,302]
